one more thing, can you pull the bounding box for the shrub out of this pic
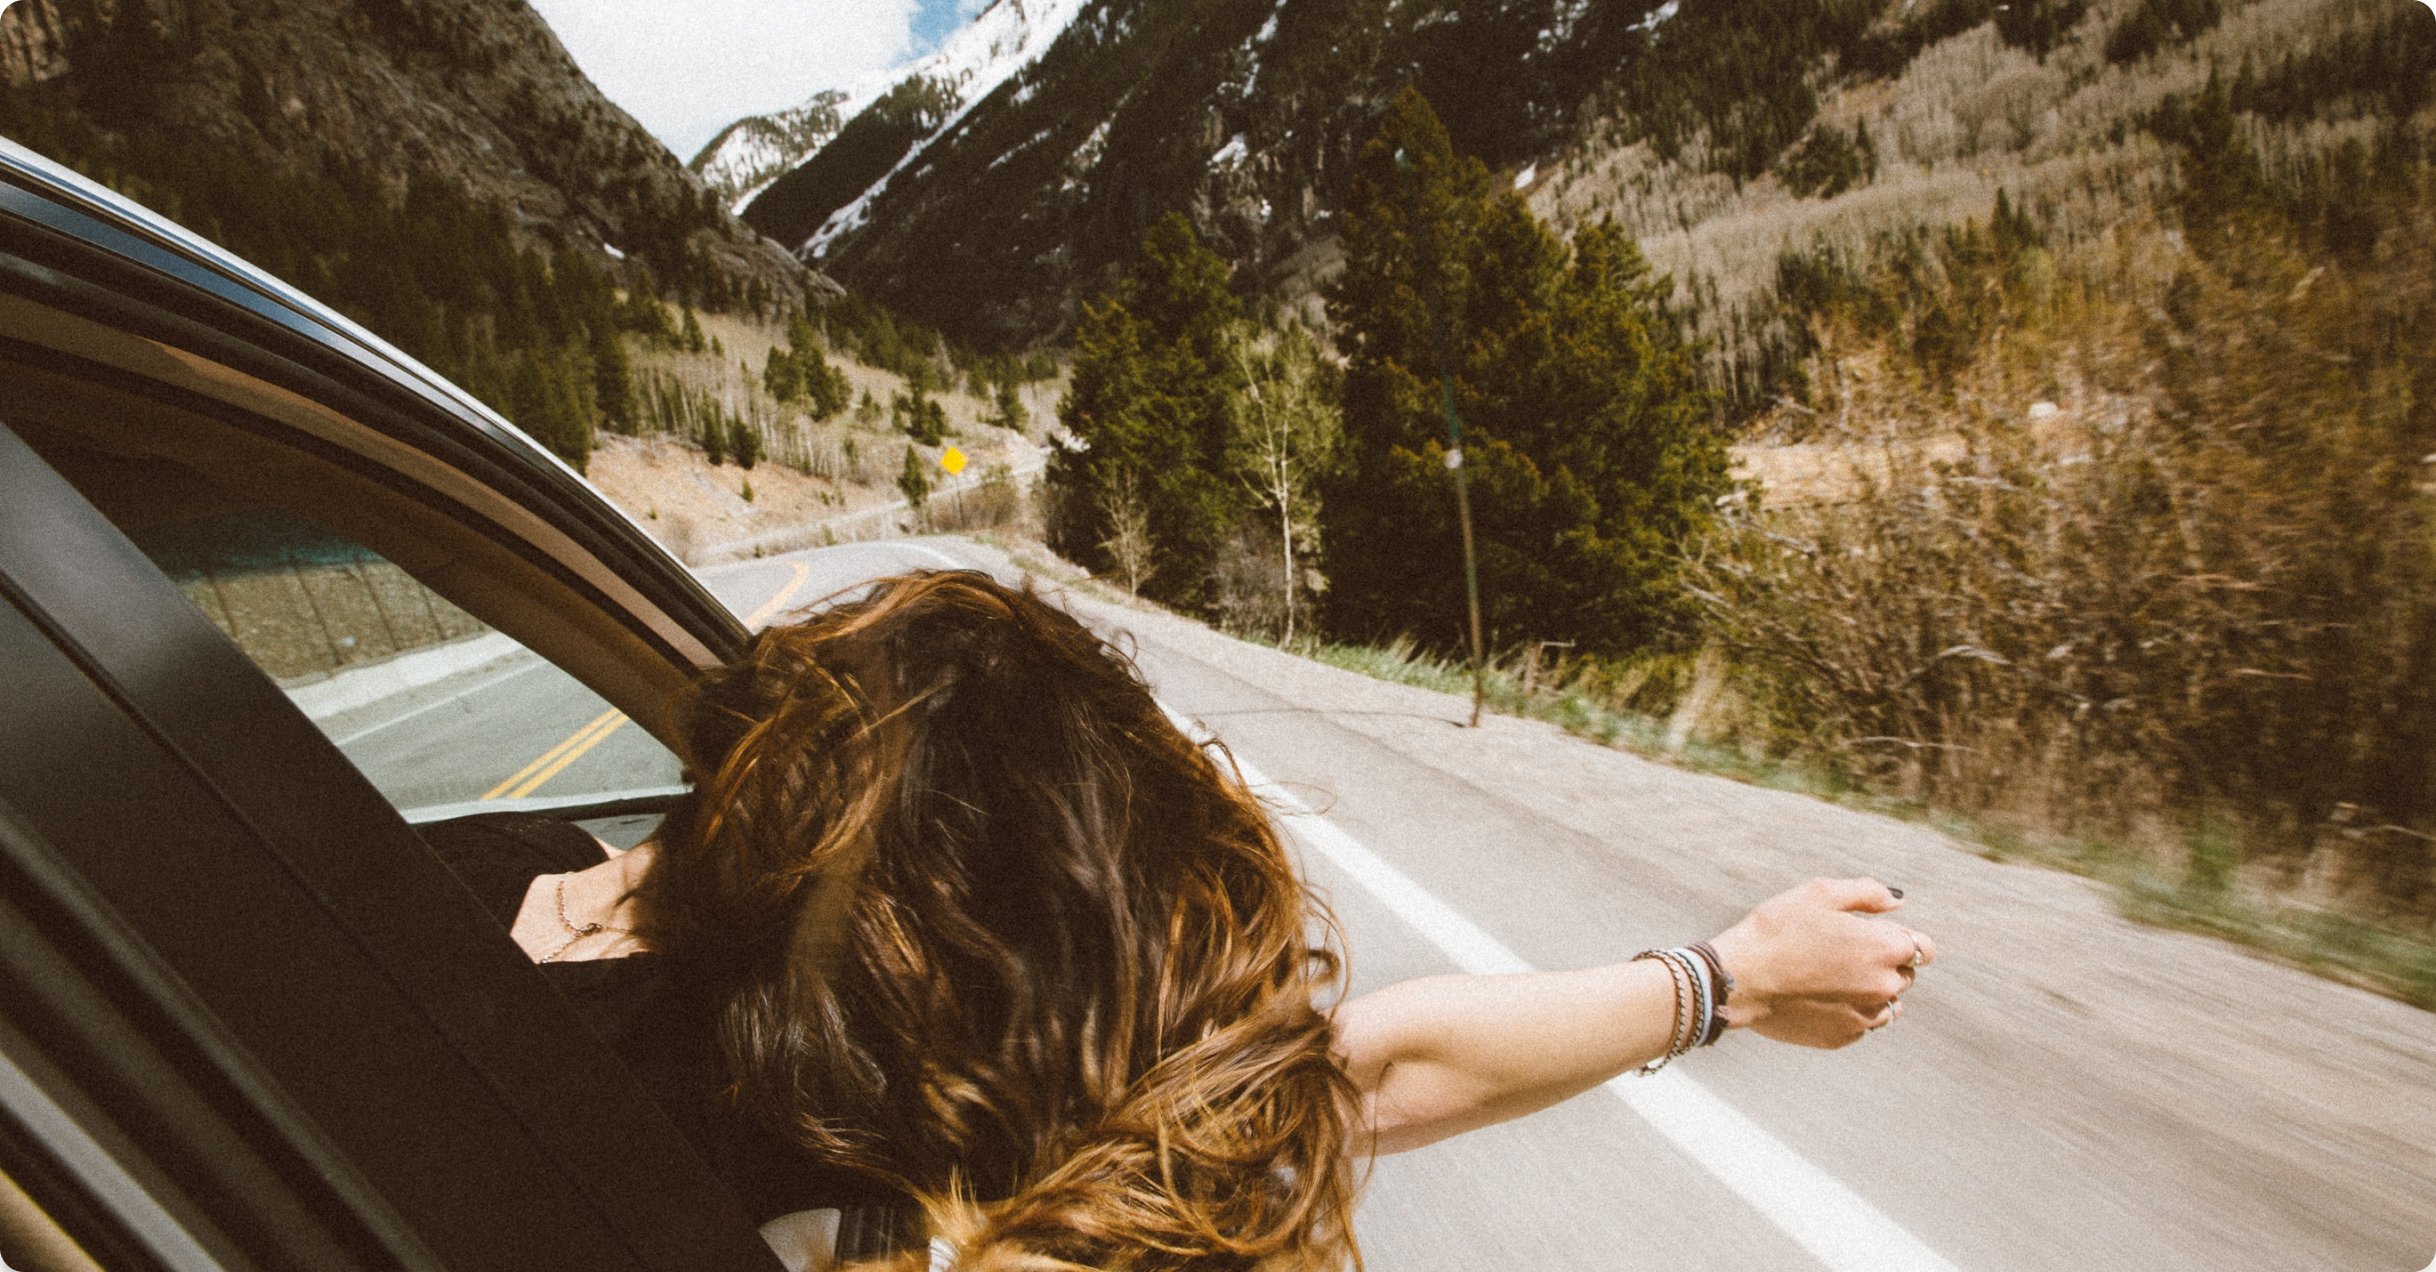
[1698,196,2436,912]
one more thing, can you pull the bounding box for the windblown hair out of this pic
[637,571,1362,1270]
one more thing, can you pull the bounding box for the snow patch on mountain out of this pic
[693,0,1086,218]
[790,0,1090,257]
[691,92,847,210]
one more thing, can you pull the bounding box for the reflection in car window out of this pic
[125,510,683,823]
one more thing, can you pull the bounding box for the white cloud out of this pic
[529,0,922,161]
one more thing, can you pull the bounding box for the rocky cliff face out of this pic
[0,0,811,307]
[745,0,1663,345]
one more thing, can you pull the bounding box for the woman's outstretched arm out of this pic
[1329,877,1933,1155]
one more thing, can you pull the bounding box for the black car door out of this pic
[0,143,782,1272]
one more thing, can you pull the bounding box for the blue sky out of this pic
[530,0,991,161]
[912,0,995,54]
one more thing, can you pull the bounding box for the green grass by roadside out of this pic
[1257,632,2436,1012]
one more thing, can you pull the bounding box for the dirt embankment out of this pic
[590,310,1060,565]
[586,428,1049,566]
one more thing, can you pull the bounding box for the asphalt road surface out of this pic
[322,537,2436,1272]
[318,647,680,814]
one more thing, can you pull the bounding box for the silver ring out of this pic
[1908,934,1926,969]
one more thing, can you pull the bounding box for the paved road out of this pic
[321,537,2436,1272]
[319,650,677,813]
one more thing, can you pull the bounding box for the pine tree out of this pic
[789,314,853,420]
[729,410,762,469]
[2171,70,2268,242]
[897,445,932,523]
[1323,88,1725,656]
[987,378,1029,432]
[622,276,678,344]
[763,346,805,402]
[891,389,948,445]
[591,324,636,433]
[1048,213,1249,610]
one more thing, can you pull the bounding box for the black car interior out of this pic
[0,154,785,1270]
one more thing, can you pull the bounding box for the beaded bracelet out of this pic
[1632,948,1697,1074]
[1633,944,1736,1073]
[1672,948,1709,1057]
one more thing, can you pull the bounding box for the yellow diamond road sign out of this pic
[941,447,967,475]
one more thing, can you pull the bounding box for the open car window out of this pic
[0,151,776,1272]
[0,315,720,844]
[126,508,682,839]
[0,420,781,1272]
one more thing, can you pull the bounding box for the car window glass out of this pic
[123,508,682,835]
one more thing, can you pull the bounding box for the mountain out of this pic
[691,90,847,211]
[695,0,1089,222]
[739,0,1677,344]
[740,0,2426,375]
[729,0,1090,255]
[0,0,811,309]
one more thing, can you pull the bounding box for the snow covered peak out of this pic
[697,0,1090,222]
[803,0,1091,256]
[691,92,846,210]
[912,0,1092,106]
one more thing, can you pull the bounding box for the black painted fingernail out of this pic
[1888,887,1905,899]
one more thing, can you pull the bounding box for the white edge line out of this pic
[286,630,524,721]
[329,658,547,747]
[890,543,970,570]
[1157,703,1964,1272]
[754,541,970,574]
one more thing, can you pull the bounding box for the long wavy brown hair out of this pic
[636,570,1362,1270]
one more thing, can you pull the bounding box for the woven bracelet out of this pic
[1632,948,1696,1074]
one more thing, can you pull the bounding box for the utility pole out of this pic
[1397,146,1487,727]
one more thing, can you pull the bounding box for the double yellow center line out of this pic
[741,559,812,630]
[480,707,628,801]
[479,559,813,803]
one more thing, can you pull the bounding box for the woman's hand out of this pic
[1707,877,1933,1049]
[1332,876,1936,1154]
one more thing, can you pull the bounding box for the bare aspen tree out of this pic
[1097,467,1157,601]
[1228,325,1342,642]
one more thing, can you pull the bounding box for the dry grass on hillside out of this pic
[1534,0,2388,377]
[594,309,1057,563]
[1696,196,2436,920]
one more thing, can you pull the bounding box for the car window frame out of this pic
[0,143,785,1272]
[0,138,749,693]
